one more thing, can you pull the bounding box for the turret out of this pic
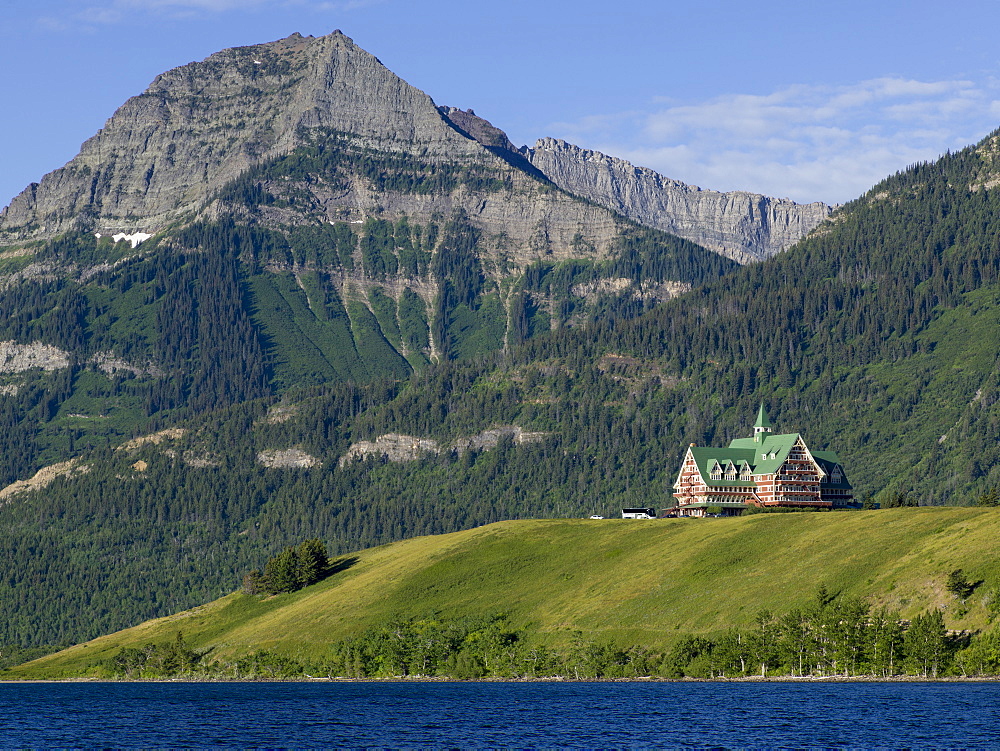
[753,404,772,442]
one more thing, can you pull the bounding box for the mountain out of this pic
[413,109,833,264]
[1,31,486,241]
[0,30,735,479]
[3,30,1000,653]
[0,30,726,278]
[526,138,833,263]
[0,31,737,646]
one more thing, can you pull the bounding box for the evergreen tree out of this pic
[242,570,266,595]
[945,569,976,601]
[296,538,331,587]
[263,548,300,594]
[976,487,1000,507]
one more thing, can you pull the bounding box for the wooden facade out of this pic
[670,406,855,517]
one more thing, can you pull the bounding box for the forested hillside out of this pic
[0,31,744,649]
[0,150,733,487]
[7,133,1000,647]
[6,132,1000,648]
[4,31,1000,653]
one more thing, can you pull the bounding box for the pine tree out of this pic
[296,538,330,587]
[263,548,300,594]
[241,569,266,595]
[977,487,1000,507]
[944,569,976,604]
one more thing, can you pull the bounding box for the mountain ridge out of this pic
[525,137,834,262]
[0,31,829,269]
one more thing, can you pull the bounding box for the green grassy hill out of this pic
[12,508,1000,679]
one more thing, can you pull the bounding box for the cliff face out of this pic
[526,138,833,263]
[0,30,737,416]
[0,32,624,267]
[0,30,822,267]
[0,32,483,241]
[1,29,831,269]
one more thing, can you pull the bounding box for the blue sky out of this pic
[3,0,1000,208]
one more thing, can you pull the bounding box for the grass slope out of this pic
[12,508,1000,679]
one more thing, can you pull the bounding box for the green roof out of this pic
[684,432,852,489]
[754,403,772,430]
[728,432,801,474]
[687,447,759,486]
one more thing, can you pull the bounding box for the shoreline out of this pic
[4,674,999,684]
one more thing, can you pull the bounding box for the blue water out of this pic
[1,681,998,748]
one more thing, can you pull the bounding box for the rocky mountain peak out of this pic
[0,30,827,267]
[0,30,477,243]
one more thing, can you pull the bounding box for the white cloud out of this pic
[554,77,1000,204]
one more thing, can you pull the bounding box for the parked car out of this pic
[589,515,604,519]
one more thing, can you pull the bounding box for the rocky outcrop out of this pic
[257,448,321,469]
[0,459,90,503]
[0,341,70,372]
[451,426,549,453]
[338,426,549,467]
[526,138,833,262]
[89,351,165,378]
[116,428,186,451]
[569,277,691,304]
[438,107,519,152]
[339,433,441,466]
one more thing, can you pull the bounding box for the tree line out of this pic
[100,589,1000,680]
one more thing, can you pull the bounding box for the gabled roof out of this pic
[813,451,853,489]
[728,432,804,474]
[678,409,853,493]
[687,447,758,486]
[685,432,844,484]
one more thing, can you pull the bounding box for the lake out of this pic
[2,680,998,747]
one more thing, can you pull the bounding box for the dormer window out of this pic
[709,461,723,481]
[831,466,843,483]
[739,463,752,480]
[725,462,737,481]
